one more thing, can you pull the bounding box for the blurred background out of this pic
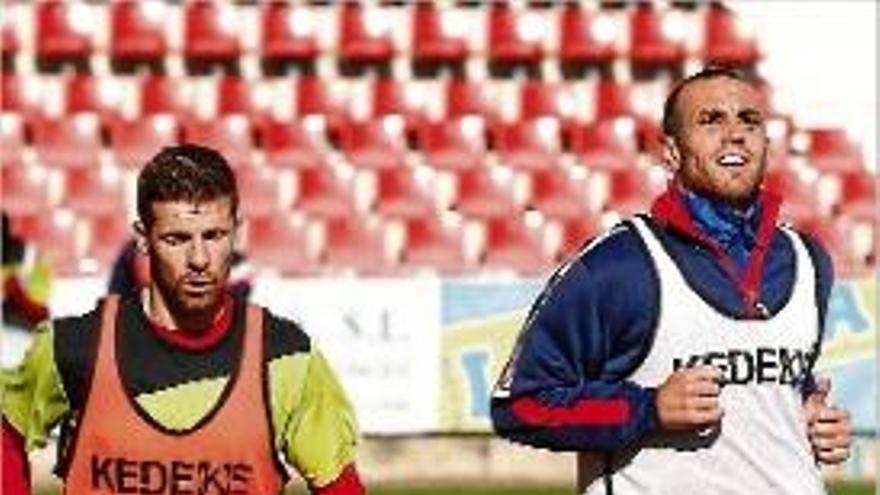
[0,0,875,493]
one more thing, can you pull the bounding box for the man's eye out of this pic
[203,230,227,241]
[163,235,187,245]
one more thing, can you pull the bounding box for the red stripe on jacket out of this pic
[510,397,631,427]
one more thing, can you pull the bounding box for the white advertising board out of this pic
[253,278,442,434]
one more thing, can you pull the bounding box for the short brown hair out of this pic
[137,144,239,229]
[662,66,758,139]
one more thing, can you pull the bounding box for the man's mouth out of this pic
[717,152,748,168]
[183,279,215,294]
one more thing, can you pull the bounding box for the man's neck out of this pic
[142,287,222,334]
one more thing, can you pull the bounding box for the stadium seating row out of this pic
[2,1,760,77]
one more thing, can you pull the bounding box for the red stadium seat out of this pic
[807,128,865,173]
[340,120,407,170]
[401,215,466,275]
[296,75,354,140]
[558,4,617,75]
[13,212,84,275]
[183,116,255,168]
[763,168,819,224]
[570,120,639,172]
[453,167,519,220]
[2,13,20,69]
[183,0,242,72]
[527,167,589,221]
[702,3,760,67]
[235,166,282,218]
[492,120,560,171]
[482,217,551,275]
[217,75,267,125]
[835,170,876,221]
[371,77,429,138]
[594,78,636,121]
[294,166,356,220]
[110,115,179,169]
[373,167,436,220]
[605,168,663,217]
[64,74,123,124]
[1,73,23,112]
[140,74,190,117]
[487,3,545,76]
[260,118,328,170]
[446,78,501,124]
[0,113,26,168]
[338,3,395,70]
[261,2,320,72]
[33,114,102,169]
[418,119,486,172]
[35,1,94,70]
[411,3,469,74]
[628,3,686,77]
[84,213,132,270]
[592,79,662,154]
[1,165,49,217]
[519,80,577,122]
[60,167,126,217]
[110,0,169,72]
[245,214,320,275]
[557,215,601,260]
[323,216,393,275]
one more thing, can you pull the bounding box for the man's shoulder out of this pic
[52,302,104,340]
[259,307,312,361]
[541,219,655,301]
[772,225,834,281]
[572,219,654,272]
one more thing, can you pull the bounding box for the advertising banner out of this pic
[252,278,442,434]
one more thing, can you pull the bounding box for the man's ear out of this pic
[232,216,242,251]
[662,136,681,175]
[133,220,148,254]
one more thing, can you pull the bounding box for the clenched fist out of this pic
[656,366,724,431]
[805,377,852,464]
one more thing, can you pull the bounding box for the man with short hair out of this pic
[2,144,365,494]
[491,67,851,494]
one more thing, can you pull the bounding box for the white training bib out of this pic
[580,217,825,495]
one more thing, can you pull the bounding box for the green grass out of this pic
[346,483,876,495]
[38,481,876,495]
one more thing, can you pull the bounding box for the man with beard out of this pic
[491,67,852,494]
[2,145,365,494]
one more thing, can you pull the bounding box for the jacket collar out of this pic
[650,184,781,252]
[649,184,783,317]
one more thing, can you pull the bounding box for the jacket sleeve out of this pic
[279,348,361,490]
[0,321,71,451]
[2,417,31,495]
[491,227,661,452]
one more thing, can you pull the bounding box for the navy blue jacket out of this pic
[490,188,834,452]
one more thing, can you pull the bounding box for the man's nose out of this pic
[724,123,747,144]
[187,240,209,270]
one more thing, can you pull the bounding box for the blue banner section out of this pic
[816,277,876,433]
[441,280,544,325]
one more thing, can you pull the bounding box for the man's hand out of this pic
[656,366,723,430]
[805,377,852,465]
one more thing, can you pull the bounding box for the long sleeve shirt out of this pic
[491,187,834,452]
